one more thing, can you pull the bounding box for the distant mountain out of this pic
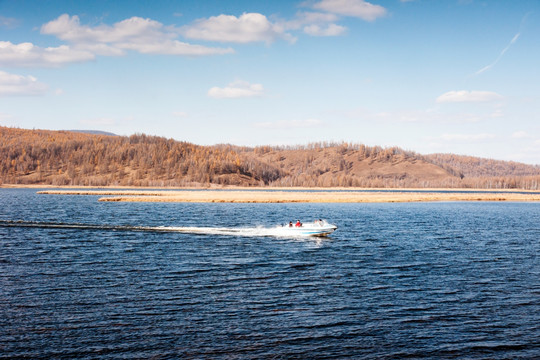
[68,130,117,136]
[1,126,538,189]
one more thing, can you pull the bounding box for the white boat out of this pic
[282,220,338,237]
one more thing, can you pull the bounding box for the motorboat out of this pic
[282,220,338,237]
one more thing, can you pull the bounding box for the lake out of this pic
[1,188,539,359]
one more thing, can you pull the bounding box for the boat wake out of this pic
[0,220,336,238]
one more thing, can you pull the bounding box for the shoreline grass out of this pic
[32,188,540,203]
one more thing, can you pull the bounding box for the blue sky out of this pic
[1,0,539,164]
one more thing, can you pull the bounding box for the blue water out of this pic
[1,189,539,359]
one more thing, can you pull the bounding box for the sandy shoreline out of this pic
[4,184,540,192]
[32,188,540,203]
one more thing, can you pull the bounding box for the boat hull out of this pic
[283,223,338,237]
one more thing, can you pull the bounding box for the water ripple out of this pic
[0,190,539,358]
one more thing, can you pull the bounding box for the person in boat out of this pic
[317,219,323,226]
[289,221,293,227]
[295,220,302,227]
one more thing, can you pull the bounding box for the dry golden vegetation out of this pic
[38,189,540,203]
[0,127,280,187]
[2,126,540,189]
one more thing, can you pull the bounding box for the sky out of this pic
[1,0,539,164]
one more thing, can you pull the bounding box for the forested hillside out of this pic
[237,143,455,187]
[1,127,539,189]
[423,153,540,189]
[424,153,540,177]
[0,127,281,186]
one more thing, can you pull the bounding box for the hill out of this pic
[424,153,540,177]
[0,127,280,187]
[67,130,118,136]
[1,126,539,189]
[237,144,455,187]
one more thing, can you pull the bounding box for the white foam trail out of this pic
[0,221,334,238]
[150,225,320,238]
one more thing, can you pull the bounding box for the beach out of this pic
[33,188,540,203]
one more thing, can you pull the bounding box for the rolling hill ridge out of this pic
[1,126,539,189]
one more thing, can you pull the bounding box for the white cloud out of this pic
[436,90,504,103]
[40,14,233,58]
[373,108,440,123]
[512,131,532,139]
[1,14,235,68]
[292,12,340,27]
[208,80,264,99]
[490,108,504,118]
[438,133,497,142]
[255,118,323,129]
[183,13,295,44]
[312,0,387,21]
[281,11,345,37]
[120,39,234,56]
[172,111,188,118]
[283,12,335,28]
[0,41,95,67]
[0,71,48,96]
[304,23,346,36]
[347,106,497,124]
[42,14,167,44]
